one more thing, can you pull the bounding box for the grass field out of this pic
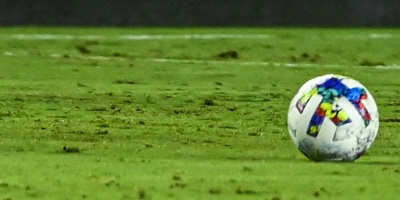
[0,27,400,200]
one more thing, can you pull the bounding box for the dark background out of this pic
[1,0,400,27]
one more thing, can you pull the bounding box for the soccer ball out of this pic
[287,74,379,162]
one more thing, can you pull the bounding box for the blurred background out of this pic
[1,0,400,27]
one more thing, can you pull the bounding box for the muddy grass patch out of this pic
[235,187,257,195]
[75,45,91,54]
[87,107,107,112]
[209,187,222,194]
[203,98,216,106]
[114,80,137,85]
[359,58,385,66]
[62,145,81,153]
[291,52,320,63]
[214,50,239,59]
[111,52,128,58]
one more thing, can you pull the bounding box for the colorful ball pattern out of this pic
[296,77,372,137]
[287,74,379,162]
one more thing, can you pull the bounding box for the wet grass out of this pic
[0,27,399,200]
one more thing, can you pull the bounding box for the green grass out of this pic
[0,27,399,200]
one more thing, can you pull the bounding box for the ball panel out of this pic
[288,107,301,137]
[288,92,304,111]
[297,74,334,92]
[341,77,375,127]
[295,95,323,140]
[316,136,359,161]
[316,117,337,142]
[298,135,359,161]
[341,77,364,88]
[364,116,379,149]
[363,90,378,114]
[333,96,365,141]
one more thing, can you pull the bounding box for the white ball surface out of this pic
[287,74,379,162]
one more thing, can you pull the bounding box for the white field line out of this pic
[368,33,393,39]
[45,53,344,68]
[149,58,344,68]
[149,58,400,69]
[1,34,270,40]
[331,33,396,39]
[374,65,400,69]
[3,51,399,69]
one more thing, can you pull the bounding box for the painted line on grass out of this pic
[3,51,400,69]
[44,53,400,69]
[368,33,393,39]
[148,58,400,69]
[148,58,343,68]
[2,34,270,40]
[46,53,344,68]
[331,33,396,39]
[374,65,400,69]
